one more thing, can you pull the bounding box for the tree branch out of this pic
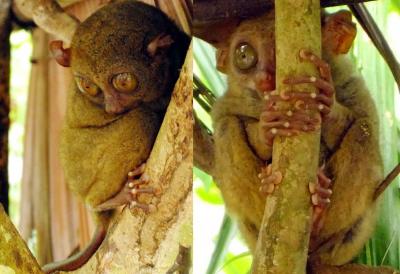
[64,43,193,274]
[13,0,79,43]
[349,3,400,91]
[374,163,400,200]
[193,0,375,24]
[0,205,43,273]
[0,0,11,214]
[251,1,322,273]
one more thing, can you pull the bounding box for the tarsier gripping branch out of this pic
[209,9,387,271]
[44,1,190,272]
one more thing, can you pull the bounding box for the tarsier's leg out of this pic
[259,49,334,146]
[259,164,332,235]
[95,163,161,213]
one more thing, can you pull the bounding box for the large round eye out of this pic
[112,72,138,93]
[234,43,258,70]
[75,77,100,96]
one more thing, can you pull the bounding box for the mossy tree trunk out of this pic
[0,0,11,214]
[251,0,322,273]
[0,205,43,273]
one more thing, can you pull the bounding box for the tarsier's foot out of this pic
[310,166,332,236]
[258,164,332,235]
[258,163,283,195]
[94,163,161,213]
[259,49,335,145]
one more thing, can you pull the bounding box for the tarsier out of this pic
[44,1,189,272]
[211,10,389,271]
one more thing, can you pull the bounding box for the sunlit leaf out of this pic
[194,167,213,190]
[221,252,252,274]
[195,184,224,205]
[389,0,400,14]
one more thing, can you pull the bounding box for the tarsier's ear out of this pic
[216,46,229,73]
[322,10,357,55]
[147,33,174,57]
[49,40,71,67]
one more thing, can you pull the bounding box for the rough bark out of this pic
[0,0,11,215]
[13,0,79,43]
[251,1,322,273]
[0,205,44,274]
[63,43,193,274]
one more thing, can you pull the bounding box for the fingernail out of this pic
[311,194,319,205]
[141,174,149,182]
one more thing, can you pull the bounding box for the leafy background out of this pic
[194,1,400,273]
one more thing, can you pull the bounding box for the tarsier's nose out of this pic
[255,71,275,92]
[104,93,125,114]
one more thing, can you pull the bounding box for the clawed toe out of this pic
[310,166,333,235]
[258,164,283,195]
[94,163,160,213]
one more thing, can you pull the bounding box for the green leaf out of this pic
[194,167,213,190]
[195,184,223,205]
[389,0,400,14]
[221,252,252,274]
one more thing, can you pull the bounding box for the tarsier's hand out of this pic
[259,49,335,146]
[259,164,332,236]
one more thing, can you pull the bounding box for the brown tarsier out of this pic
[44,1,189,272]
[211,10,390,271]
